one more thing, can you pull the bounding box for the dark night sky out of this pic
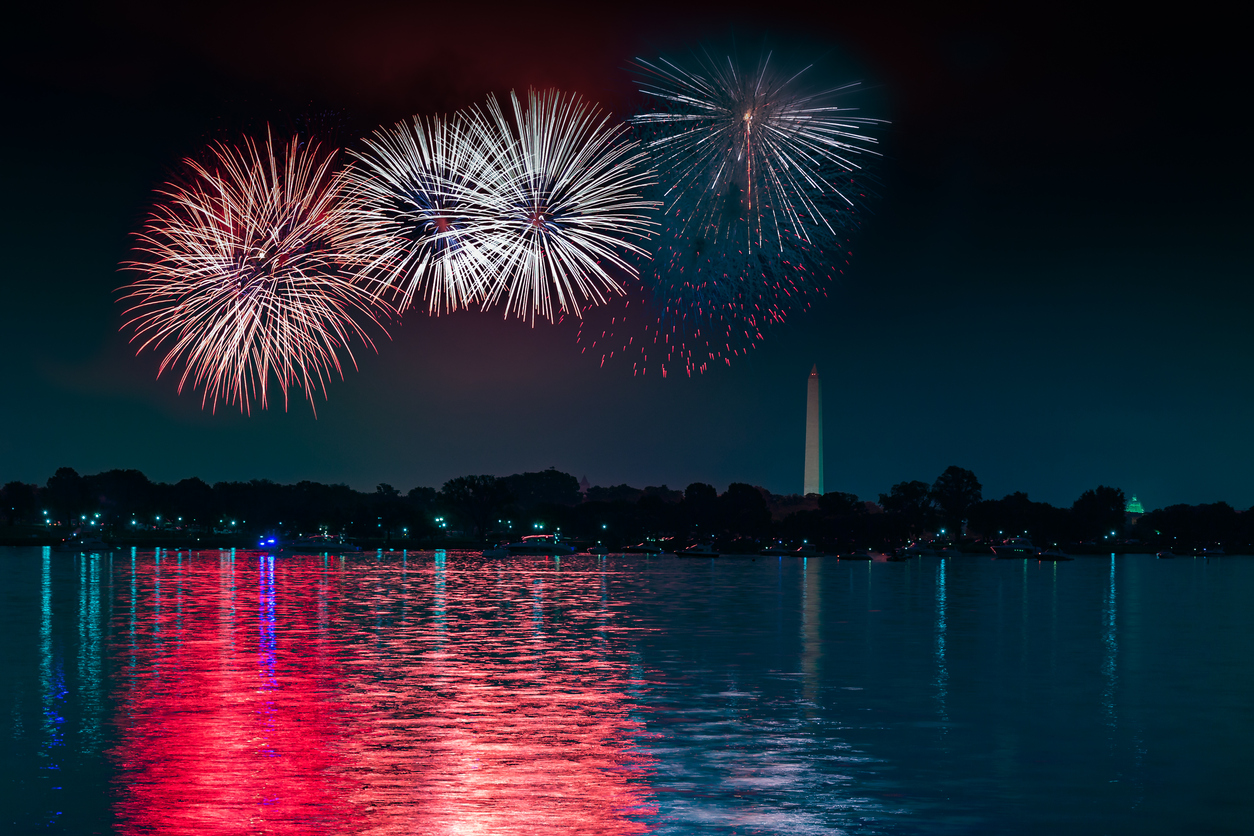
[1,2,1249,509]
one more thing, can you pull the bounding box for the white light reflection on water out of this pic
[76,553,104,751]
[801,557,821,704]
[1103,554,1117,729]
[935,558,948,724]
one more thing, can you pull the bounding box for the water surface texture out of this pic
[3,547,1252,834]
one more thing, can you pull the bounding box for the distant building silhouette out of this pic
[1125,494,1145,528]
[578,475,590,497]
[804,365,823,496]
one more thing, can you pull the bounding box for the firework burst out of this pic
[120,132,390,413]
[337,112,500,314]
[633,50,882,258]
[579,51,884,375]
[469,89,658,323]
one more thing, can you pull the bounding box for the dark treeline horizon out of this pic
[4,465,1252,553]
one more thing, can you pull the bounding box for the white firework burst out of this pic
[120,132,390,413]
[469,89,658,323]
[337,112,501,315]
[633,51,884,252]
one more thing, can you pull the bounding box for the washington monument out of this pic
[804,365,823,495]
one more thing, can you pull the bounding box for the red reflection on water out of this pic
[111,553,354,833]
[109,552,656,834]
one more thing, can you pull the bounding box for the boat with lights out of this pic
[502,534,576,555]
[258,534,360,553]
[992,537,1038,559]
[55,533,115,552]
[622,542,666,554]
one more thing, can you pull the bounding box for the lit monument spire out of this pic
[804,365,823,496]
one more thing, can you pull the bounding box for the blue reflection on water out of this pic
[935,558,948,723]
[259,553,278,760]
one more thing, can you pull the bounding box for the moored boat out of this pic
[503,534,576,555]
[992,537,1038,559]
[55,534,115,553]
[622,542,665,554]
[677,543,719,557]
[259,534,360,553]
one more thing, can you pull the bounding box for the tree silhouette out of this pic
[1,481,38,525]
[438,475,513,541]
[818,491,861,517]
[930,466,982,541]
[683,482,718,532]
[45,467,86,525]
[879,480,936,540]
[1071,486,1126,540]
[498,469,581,509]
[718,483,771,540]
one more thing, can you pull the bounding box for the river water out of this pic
[2,547,1251,834]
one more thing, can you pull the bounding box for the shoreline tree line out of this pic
[2,466,1251,553]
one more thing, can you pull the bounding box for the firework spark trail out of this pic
[469,90,659,324]
[337,112,501,315]
[120,132,391,413]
